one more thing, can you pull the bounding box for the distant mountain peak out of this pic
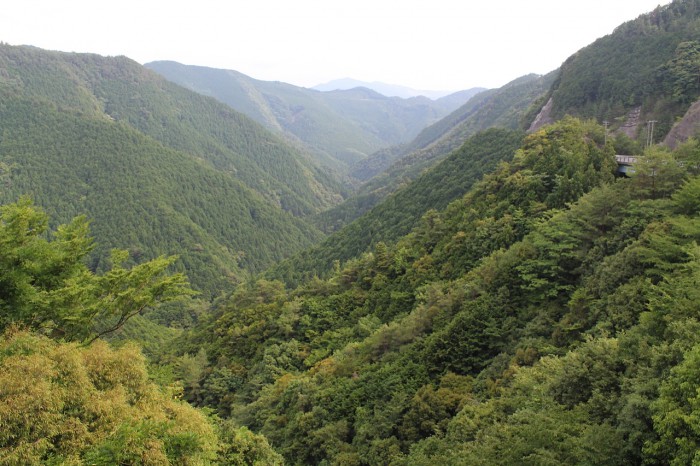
[312,78,457,100]
[145,61,483,171]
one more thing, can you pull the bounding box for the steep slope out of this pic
[0,45,345,218]
[179,118,687,465]
[0,44,330,294]
[665,97,700,147]
[529,0,700,141]
[320,73,555,232]
[433,88,489,112]
[145,61,481,170]
[311,77,471,100]
[0,94,323,293]
[405,73,557,157]
[268,128,526,285]
[161,3,700,463]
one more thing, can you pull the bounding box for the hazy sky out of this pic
[3,0,668,91]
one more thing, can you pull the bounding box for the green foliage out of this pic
[175,114,700,463]
[146,61,476,173]
[0,198,192,342]
[545,0,700,141]
[661,40,700,104]
[672,136,700,178]
[0,200,284,464]
[612,132,644,155]
[215,421,284,465]
[426,117,617,280]
[0,330,218,465]
[672,174,700,215]
[182,118,663,464]
[630,145,687,198]
[0,43,335,296]
[319,73,556,232]
[274,127,527,285]
[646,343,700,464]
[11,14,700,463]
[1,44,345,217]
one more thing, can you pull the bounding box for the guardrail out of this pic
[615,155,638,165]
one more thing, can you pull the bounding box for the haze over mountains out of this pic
[145,61,484,172]
[6,1,700,464]
[311,77,467,100]
[0,45,339,294]
[322,72,558,228]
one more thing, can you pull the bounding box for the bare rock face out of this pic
[528,97,554,132]
[664,99,700,149]
[619,107,642,139]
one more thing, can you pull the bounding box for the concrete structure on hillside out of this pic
[615,155,638,176]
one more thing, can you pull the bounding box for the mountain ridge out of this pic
[527,0,700,141]
[145,61,483,173]
[6,1,700,464]
[313,72,556,237]
[0,44,338,294]
[311,77,477,100]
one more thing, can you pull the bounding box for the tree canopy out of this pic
[0,198,283,464]
[0,197,192,343]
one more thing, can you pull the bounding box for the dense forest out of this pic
[543,0,700,138]
[146,61,481,171]
[317,72,557,234]
[0,44,347,296]
[0,199,282,464]
[172,117,700,464]
[270,128,526,285]
[5,0,700,464]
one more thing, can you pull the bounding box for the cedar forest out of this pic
[3,1,700,465]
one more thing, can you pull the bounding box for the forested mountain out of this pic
[176,117,700,464]
[306,0,700,275]
[270,128,526,285]
[0,44,339,294]
[405,73,558,159]
[0,45,346,217]
[311,77,469,100]
[167,5,700,461]
[7,1,700,464]
[529,0,700,141]
[320,73,556,235]
[0,200,283,464]
[145,61,482,170]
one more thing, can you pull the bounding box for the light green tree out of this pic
[0,197,193,342]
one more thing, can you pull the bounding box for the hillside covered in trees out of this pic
[531,0,700,138]
[0,44,347,295]
[146,61,482,172]
[269,128,527,285]
[174,117,700,464]
[5,1,700,464]
[0,199,283,464]
[319,72,557,234]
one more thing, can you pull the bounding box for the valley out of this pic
[3,1,700,464]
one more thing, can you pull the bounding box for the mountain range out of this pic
[318,72,558,231]
[174,4,700,464]
[311,77,465,100]
[5,0,700,464]
[144,61,483,172]
[0,44,340,295]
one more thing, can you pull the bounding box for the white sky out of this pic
[2,0,669,91]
